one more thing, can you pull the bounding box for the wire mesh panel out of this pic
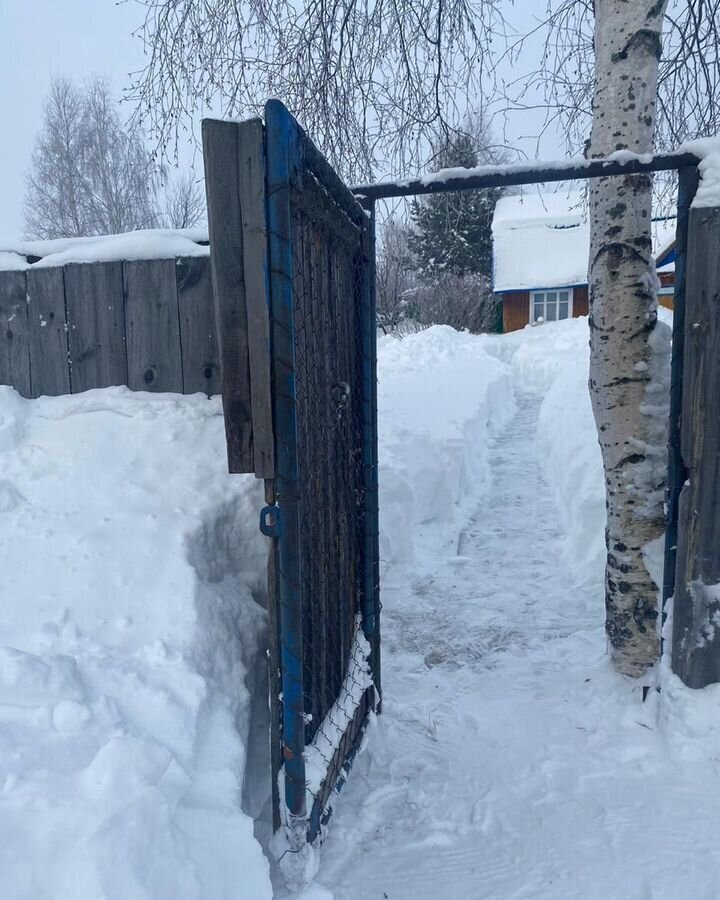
[261,100,380,863]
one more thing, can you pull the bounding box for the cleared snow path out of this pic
[303,388,720,900]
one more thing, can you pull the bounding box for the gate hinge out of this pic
[259,505,282,537]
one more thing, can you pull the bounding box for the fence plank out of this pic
[202,118,254,474]
[176,256,221,396]
[64,261,127,393]
[0,270,31,397]
[238,119,275,478]
[26,267,70,396]
[123,259,183,393]
[672,205,720,688]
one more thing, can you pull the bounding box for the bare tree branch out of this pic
[127,0,508,180]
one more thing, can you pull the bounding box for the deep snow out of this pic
[0,388,272,900]
[3,319,720,899]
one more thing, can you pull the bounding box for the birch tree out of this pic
[509,0,720,676]
[587,1,669,676]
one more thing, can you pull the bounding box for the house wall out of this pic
[500,284,590,333]
[502,291,531,333]
[658,271,675,310]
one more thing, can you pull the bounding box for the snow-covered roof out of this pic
[492,192,588,292]
[493,192,678,292]
[0,228,209,270]
[653,219,677,270]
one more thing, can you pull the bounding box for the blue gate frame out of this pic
[261,100,381,852]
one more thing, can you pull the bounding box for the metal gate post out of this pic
[359,200,381,699]
[264,99,308,830]
[662,165,699,624]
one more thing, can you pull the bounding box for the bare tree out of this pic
[24,78,88,239]
[24,76,160,239]
[506,1,720,210]
[161,171,206,229]
[407,273,500,334]
[130,0,507,181]
[376,219,415,334]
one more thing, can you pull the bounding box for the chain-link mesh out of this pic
[288,173,375,829]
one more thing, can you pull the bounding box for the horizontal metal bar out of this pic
[352,152,700,200]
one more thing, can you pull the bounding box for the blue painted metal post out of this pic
[662,165,699,625]
[360,201,381,700]
[264,99,308,825]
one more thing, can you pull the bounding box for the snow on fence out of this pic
[0,230,219,398]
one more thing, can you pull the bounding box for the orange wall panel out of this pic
[502,292,530,332]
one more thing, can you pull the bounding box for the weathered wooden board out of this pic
[0,270,31,397]
[176,256,221,396]
[672,205,720,688]
[123,258,183,393]
[238,119,275,478]
[64,261,127,393]
[202,118,254,473]
[26,267,70,396]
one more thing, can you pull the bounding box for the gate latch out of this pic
[259,505,282,538]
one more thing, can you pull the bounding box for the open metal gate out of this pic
[203,100,380,863]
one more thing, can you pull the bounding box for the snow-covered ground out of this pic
[3,318,720,899]
[0,389,273,899]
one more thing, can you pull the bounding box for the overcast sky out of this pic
[0,0,561,241]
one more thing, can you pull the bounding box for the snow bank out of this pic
[486,319,606,586]
[0,228,209,270]
[377,325,514,570]
[0,387,272,900]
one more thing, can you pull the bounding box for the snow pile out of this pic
[0,228,209,270]
[377,325,514,570]
[0,387,272,900]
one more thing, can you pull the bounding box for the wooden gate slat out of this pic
[238,119,275,478]
[64,261,127,393]
[0,270,31,397]
[202,118,254,473]
[26,267,70,397]
[123,258,184,393]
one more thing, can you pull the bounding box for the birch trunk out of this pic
[588,0,669,677]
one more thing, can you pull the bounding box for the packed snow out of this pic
[3,318,720,899]
[0,228,209,269]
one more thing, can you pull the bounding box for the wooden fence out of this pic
[671,202,720,688]
[0,253,220,398]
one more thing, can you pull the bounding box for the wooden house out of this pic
[492,192,677,333]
